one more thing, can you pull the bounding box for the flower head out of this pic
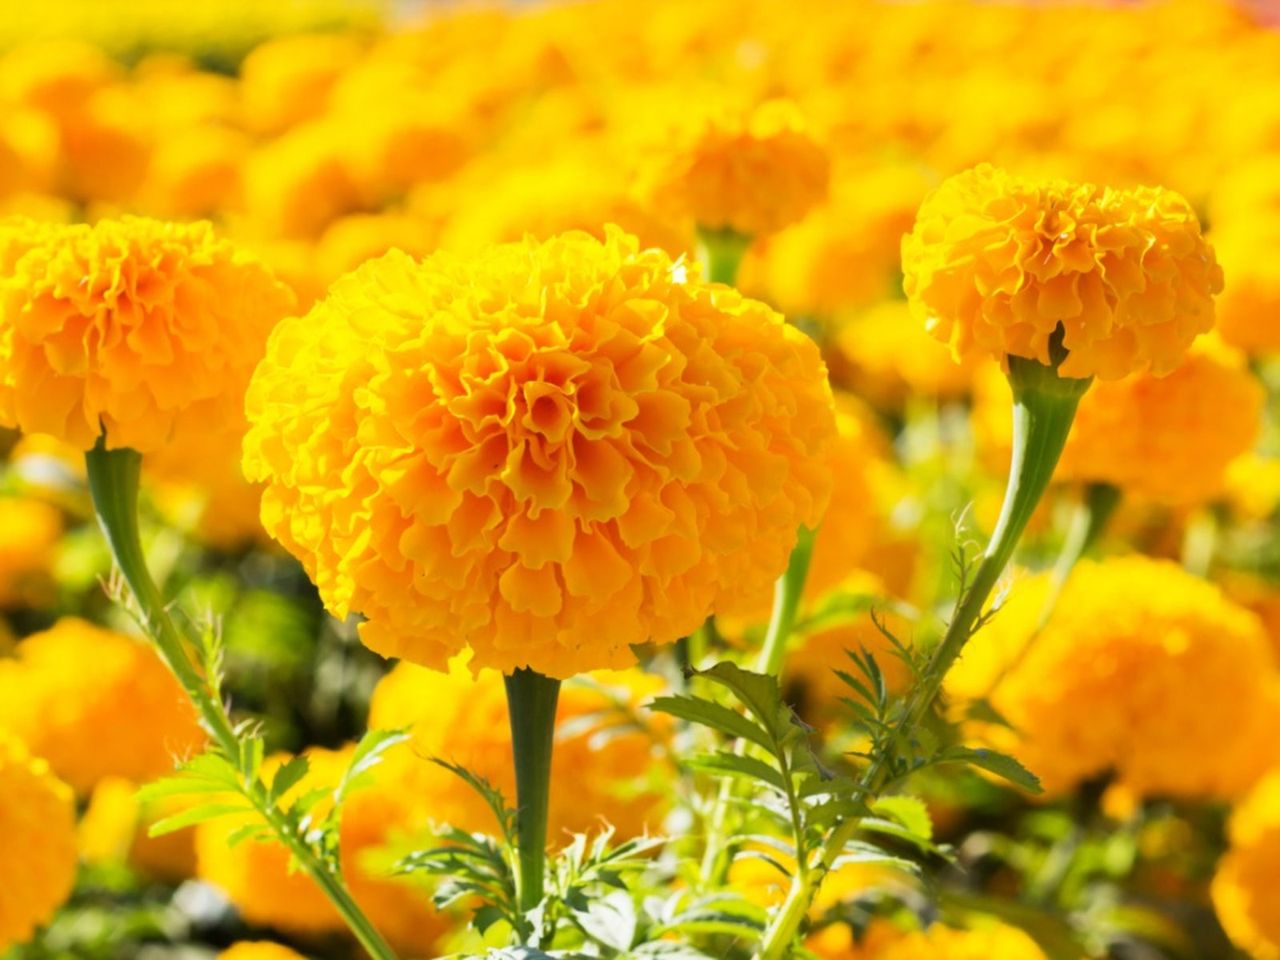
[902,164,1222,380]
[947,557,1280,798]
[0,216,294,452]
[642,99,830,238]
[0,618,205,793]
[0,732,76,951]
[218,944,310,960]
[808,918,1049,960]
[1213,770,1280,960]
[0,495,61,607]
[243,227,834,677]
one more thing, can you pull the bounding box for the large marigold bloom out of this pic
[972,340,1263,505]
[902,164,1222,380]
[642,98,830,238]
[0,733,77,951]
[1213,771,1280,960]
[196,745,448,953]
[369,660,672,840]
[243,227,834,677]
[218,945,309,960]
[947,557,1280,798]
[0,216,294,452]
[0,618,205,793]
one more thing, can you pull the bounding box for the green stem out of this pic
[698,226,753,286]
[755,352,1090,960]
[505,667,561,915]
[84,440,399,960]
[757,527,817,676]
[1039,482,1120,629]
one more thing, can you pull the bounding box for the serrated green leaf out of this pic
[574,890,637,951]
[939,746,1042,793]
[225,822,272,849]
[685,751,786,791]
[871,795,932,841]
[691,662,793,743]
[335,728,411,806]
[649,694,772,751]
[269,754,310,803]
[148,803,249,837]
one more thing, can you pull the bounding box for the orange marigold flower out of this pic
[79,776,196,883]
[643,98,830,238]
[369,660,673,840]
[947,557,1280,798]
[902,164,1222,380]
[243,227,834,677]
[1213,770,1280,960]
[808,917,1049,960]
[0,495,61,608]
[218,945,310,960]
[196,745,449,953]
[0,732,77,951]
[0,216,294,452]
[973,340,1263,505]
[0,618,205,793]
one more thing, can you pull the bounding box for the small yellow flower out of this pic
[642,98,830,238]
[0,495,61,608]
[0,216,294,452]
[903,164,1222,379]
[1214,770,1280,960]
[244,227,834,677]
[0,618,205,793]
[948,557,1279,798]
[0,732,77,951]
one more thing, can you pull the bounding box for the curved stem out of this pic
[757,526,817,676]
[84,440,400,960]
[755,354,1089,960]
[505,667,561,916]
[697,227,753,286]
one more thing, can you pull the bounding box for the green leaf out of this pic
[831,840,920,874]
[148,803,249,837]
[685,751,786,792]
[871,796,932,841]
[691,662,794,744]
[137,753,241,804]
[269,755,311,803]
[335,728,411,806]
[574,890,637,951]
[649,694,772,752]
[938,746,1042,794]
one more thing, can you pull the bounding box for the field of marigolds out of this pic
[9,0,1280,959]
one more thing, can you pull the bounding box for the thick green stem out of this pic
[755,353,1089,960]
[697,226,753,286]
[84,440,399,960]
[757,526,817,676]
[505,667,561,915]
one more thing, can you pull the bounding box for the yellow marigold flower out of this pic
[0,40,119,119]
[0,495,61,607]
[239,32,367,135]
[808,917,1049,960]
[79,776,196,882]
[831,300,981,405]
[0,618,205,793]
[1213,225,1280,356]
[1214,770,1280,960]
[947,557,1280,798]
[369,660,672,840]
[242,122,362,239]
[138,128,248,219]
[218,944,309,960]
[314,212,439,286]
[973,341,1263,505]
[643,98,830,238]
[0,732,77,951]
[1225,454,1280,521]
[902,164,1222,380]
[243,227,834,677]
[196,745,448,953]
[0,216,294,452]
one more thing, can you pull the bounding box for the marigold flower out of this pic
[243,227,834,677]
[1213,770,1280,960]
[0,216,294,452]
[79,776,196,883]
[369,660,672,839]
[0,495,61,607]
[0,618,205,793]
[196,745,448,953]
[218,943,310,960]
[947,557,1280,798]
[642,98,830,238]
[973,340,1263,505]
[1213,225,1280,356]
[0,732,77,951]
[808,918,1048,960]
[902,164,1222,380]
